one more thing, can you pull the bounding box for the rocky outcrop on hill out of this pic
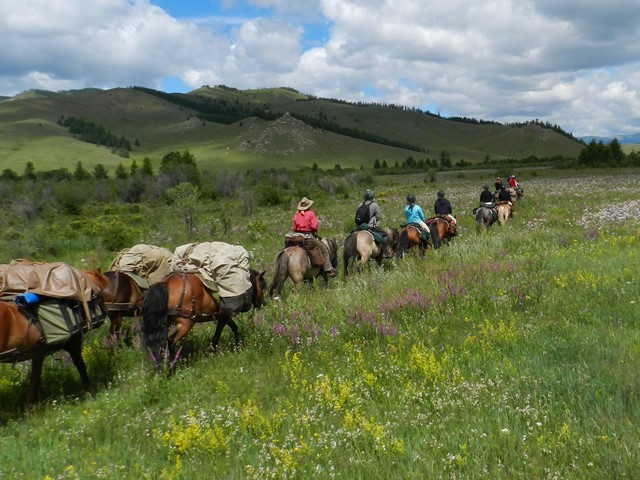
[238,112,317,155]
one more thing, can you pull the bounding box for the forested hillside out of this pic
[0,86,584,176]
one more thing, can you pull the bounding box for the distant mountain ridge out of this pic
[579,133,640,144]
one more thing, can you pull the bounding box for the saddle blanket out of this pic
[352,225,385,245]
[172,242,252,298]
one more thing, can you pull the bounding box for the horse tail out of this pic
[396,228,409,259]
[476,209,486,232]
[141,282,169,364]
[343,233,357,276]
[430,222,442,249]
[268,250,289,297]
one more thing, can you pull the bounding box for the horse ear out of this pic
[259,270,266,278]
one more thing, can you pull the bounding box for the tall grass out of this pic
[0,170,639,479]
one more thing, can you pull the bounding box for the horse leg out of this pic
[211,314,238,351]
[108,312,124,342]
[25,357,44,409]
[166,317,196,366]
[65,333,92,394]
[430,227,441,249]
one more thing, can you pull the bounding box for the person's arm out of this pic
[369,203,380,227]
[309,212,319,232]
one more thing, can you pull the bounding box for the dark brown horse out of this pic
[426,216,457,248]
[343,227,398,275]
[396,225,439,258]
[141,269,266,369]
[85,270,145,340]
[268,238,338,298]
[0,268,108,409]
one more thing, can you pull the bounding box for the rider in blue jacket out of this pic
[404,194,430,233]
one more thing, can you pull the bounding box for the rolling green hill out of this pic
[0,86,583,175]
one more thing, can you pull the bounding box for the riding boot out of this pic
[319,242,337,277]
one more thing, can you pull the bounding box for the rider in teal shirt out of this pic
[404,194,429,232]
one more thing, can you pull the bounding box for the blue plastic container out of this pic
[15,292,40,306]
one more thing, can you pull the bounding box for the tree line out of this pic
[58,116,132,153]
[577,138,640,167]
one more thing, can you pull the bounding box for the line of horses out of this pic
[270,214,458,298]
[2,188,523,410]
[476,187,523,231]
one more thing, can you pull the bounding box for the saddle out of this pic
[284,234,325,268]
[352,225,385,246]
[400,223,429,241]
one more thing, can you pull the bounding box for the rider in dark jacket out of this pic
[498,184,512,202]
[480,185,493,204]
[434,190,457,235]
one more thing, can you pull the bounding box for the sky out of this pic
[1,0,640,138]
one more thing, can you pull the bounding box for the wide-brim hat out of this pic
[297,197,313,210]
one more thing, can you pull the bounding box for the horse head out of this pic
[84,268,110,303]
[250,269,267,308]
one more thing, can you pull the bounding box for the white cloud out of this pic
[1,0,640,136]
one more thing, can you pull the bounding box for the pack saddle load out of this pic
[171,242,254,312]
[0,260,106,357]
[109,243,173,289]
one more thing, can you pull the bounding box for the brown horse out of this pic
[0,268,108,409]
[268,238,338,298]
[343,227,398,275]
[141,269,266,369]
[85,270,145,340]
[426,216,457,249]
[497,202,511,225]
[396,225,437,258]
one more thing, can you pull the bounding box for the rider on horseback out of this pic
[478,184,498,222]
[497,184,513,217]
[404,194,430,235]
[356,190,393,258]
[433,190,457,235]
[290,197,337,277]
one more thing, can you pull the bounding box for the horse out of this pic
[395,225,438,258]
[0,268,109,409]
[268,238,338,298]
[497,202,511,225]
[141,269,266,369]
[475,207,496,232]
[85,270,145,341]
[343,227,398,275]
[425,216,456,249]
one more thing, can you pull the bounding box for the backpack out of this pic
[355,203,371,226]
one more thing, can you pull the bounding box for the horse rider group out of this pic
[287,187,460,266]
[478,174,521,219]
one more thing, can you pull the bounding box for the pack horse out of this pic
[0,261,107,409]
[141,242,266,370]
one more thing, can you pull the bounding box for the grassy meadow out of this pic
[0,168,639,479]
